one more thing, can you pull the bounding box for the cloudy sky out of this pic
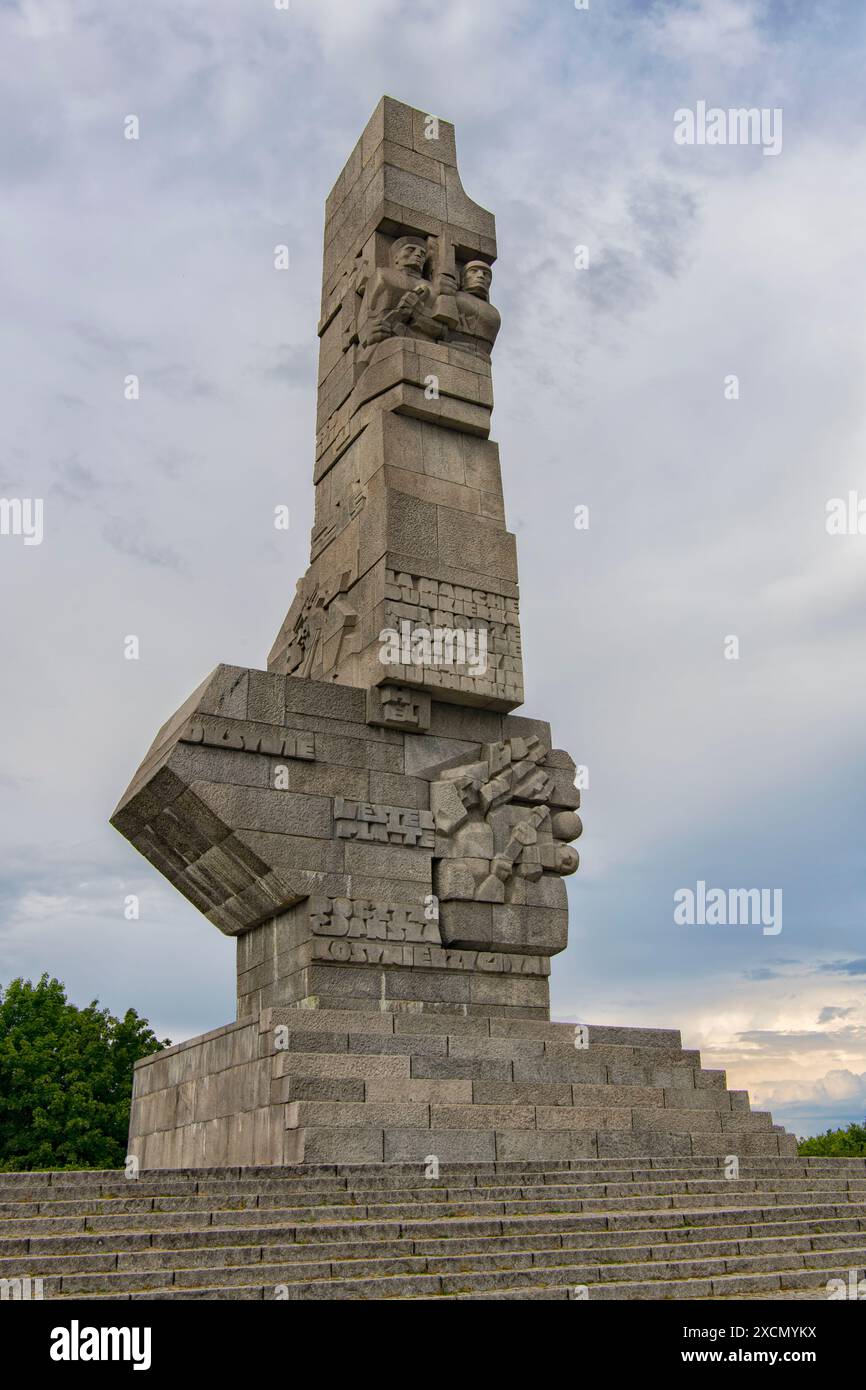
[1,0,865,1138]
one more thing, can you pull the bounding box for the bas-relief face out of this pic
[462,263,492,300]
[394,242,427,276]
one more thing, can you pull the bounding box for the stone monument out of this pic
[113,98,796,1167]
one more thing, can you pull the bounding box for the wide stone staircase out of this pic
[2,1158,865,1300]
[6,1015,862,1300]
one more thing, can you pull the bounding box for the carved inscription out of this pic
[312,939,549,975]
[384,570,522,703]
[309,897,439,943]
[366,683,431,731]
[307,896,549,974]
[182,718,315,761]
[334,797,435,848]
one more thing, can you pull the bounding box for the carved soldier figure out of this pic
[453,260,501,356]
[361,235,452,348]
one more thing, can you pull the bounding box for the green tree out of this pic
[798,1120,866,1157]
[0,975,170,1171]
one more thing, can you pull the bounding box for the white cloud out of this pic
[756,1068,866,1109]
[646,0,766,68]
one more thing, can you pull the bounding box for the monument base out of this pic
[127,1009,797,1169]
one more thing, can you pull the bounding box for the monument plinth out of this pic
[113,98,796,1167]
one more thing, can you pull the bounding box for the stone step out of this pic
[704,1287,837,1302]
[6,1220,866,1283]
[2,1170,862,1206]
[3,1155,855,1191]
[263,1029,704,1070]
[263,1009,683,1050]
[3,1168,856,1213]
[286,1123,796,1165]
[427,1271,847,1301]
[3,1160,863,1300]
[3,1177,863,1220]
[3,1175,866,1221]
[2,1179,862,1217]
[3,1212,861,1267]
[282,1100,772,1132]
[6,1207,864,1264]
[259,1042,713,1101]
[45,1253,866,1301]
[1,1193,864,1241]
[41,1241,866,1297]
[0,1165,834,1199]
[270,1070,746,1111]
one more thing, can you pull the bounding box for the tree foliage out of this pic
[798,1121,866,1157]
[0,975,170,1171]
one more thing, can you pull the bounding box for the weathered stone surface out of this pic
[494,1131,599,1162]
[286,1100,431,1130]
[111,97,795,1173]
[6,1151,852,1300]
[364,1078,472,1104]
[273,1052,409,1081]
[286,1127,384,1164]
[366,683,430,732]
[125,1001,799,1171]
[383,1128,496,1163]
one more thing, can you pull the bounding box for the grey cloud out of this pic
[629,179,700,279]
[147,365,220,401]
[69,322,151,359]
[101,519,188,573]
[737,1027,866,1049]
[252,343,316,387]
[51,456,100,503]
